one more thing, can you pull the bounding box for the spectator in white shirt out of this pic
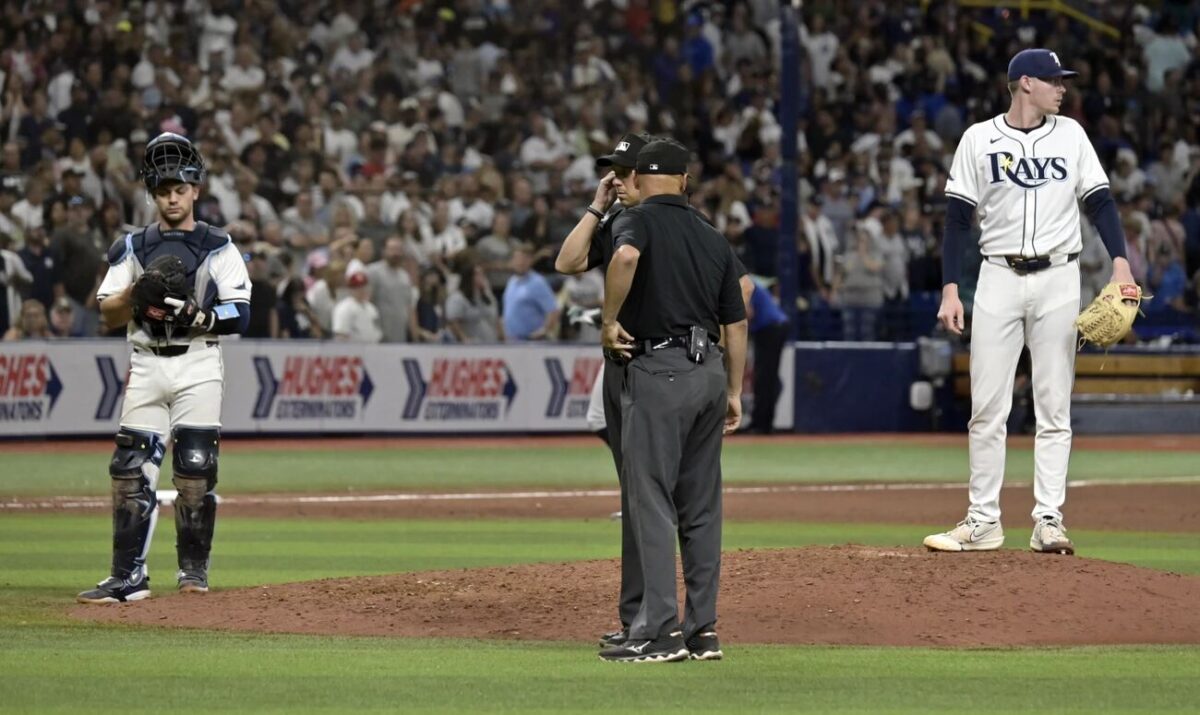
[330,33,376,76]
[323,102,359,171]
[221,45,266,93]
[332,271,382,342]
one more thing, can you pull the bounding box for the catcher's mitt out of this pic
[132,254,189,326]
[1075,282,1143,349]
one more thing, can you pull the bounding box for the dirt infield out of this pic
[11,482,1199,533]
[74,545,1200,647]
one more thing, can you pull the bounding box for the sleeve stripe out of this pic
[1080,183,1109,200]
[945,191,978,207]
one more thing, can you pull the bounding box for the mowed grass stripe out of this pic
[3,442,1199,496]
[0,626,1197,713]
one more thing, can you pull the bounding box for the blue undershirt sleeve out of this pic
[941,196,975,286]
[1082,188,1127,260]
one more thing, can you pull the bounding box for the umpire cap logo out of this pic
[615,141,630,153]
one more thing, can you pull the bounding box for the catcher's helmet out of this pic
[141,132,207,191]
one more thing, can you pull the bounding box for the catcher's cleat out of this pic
[77,572,151,604]
[923,517,1004,552]
[599,630,689,663]
[177,570,209,594]
[1030,517,1075,555]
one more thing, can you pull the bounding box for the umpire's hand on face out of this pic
[601,319,635,358]
[937,284,965,336]
[591,171,617,213]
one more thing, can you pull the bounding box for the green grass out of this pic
[2,436,1199,713]
[3,626,1198,713]
[3,441,1197,496]
[1,515,1199,713]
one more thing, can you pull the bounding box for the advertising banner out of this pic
[0,340,794,437]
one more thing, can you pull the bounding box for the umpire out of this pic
[598,139,747,663]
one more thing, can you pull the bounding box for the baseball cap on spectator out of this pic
[596,133,649,169]
[635,139,690,175]
[130,128,149,144]
[68,194,88,207]
[53,296,73,313]
[347,271,369,288]
[1007,49,1078,81]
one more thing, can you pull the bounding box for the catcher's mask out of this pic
[141,132,207,192]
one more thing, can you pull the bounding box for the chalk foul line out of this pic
[3,476,1199,511]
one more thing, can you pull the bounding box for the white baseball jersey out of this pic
[944,114,1109,258]
[97,222,251,349]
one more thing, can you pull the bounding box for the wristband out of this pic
[585,206,604,220]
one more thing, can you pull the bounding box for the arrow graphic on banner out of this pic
[252,356,278,419]
[401,358,426,420]
[45,361,63,416]
[94,356,124,420]
[502,366,518,414]
[544,358,569,418]
[359,369,374,408]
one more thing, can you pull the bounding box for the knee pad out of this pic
[110,428,166,485]
[172,427,220,482]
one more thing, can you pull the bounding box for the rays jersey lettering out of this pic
[97,221,251,348]
[986,152,1069,188]
[944,114,1110,258]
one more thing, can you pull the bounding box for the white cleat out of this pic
[923,517,1005,552]
[1030,517,1075,555]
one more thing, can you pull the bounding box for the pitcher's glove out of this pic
[132,254,189,325]
[1075,282,1143,349]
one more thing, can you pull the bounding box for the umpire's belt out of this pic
[136,341,217,357]
[986,252,1079,275]
[604,335,690,362]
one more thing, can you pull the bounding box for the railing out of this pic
[937,0,1121,39]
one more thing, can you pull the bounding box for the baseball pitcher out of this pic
[924,49,1135,555]
[78,133,251,603]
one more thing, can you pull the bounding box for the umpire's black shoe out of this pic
[685,631,723,661]
[76,573,151,604]
[598,627,629,648]
[177,570,209,594]
[599,630,689,663]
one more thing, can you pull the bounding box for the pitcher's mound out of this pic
[74,546,1200,647]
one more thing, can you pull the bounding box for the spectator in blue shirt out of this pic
[502,243,560,341]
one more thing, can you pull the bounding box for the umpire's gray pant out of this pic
[601,357,642,627]
[621,347,726,641]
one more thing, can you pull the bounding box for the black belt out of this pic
[137,341,217,357]
[631,335,690,358]
[988,252,1079,274]
[604,335,688,363]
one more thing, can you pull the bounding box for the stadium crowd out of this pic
[0,0,1198,344]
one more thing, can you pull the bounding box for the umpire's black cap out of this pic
[596,133,649,169]
[635,139,690,175]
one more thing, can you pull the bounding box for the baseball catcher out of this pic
[1075,282,1144,349]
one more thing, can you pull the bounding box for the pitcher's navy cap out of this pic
[1008,49,1078,80]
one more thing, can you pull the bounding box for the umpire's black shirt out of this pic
[611,194,746,340]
